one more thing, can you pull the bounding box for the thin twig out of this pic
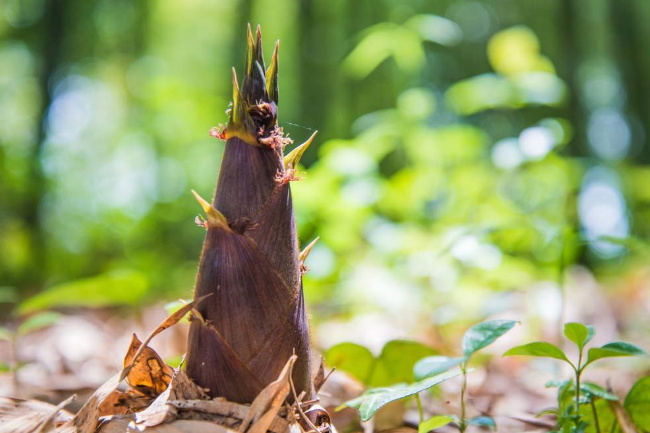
[289,360,320,433]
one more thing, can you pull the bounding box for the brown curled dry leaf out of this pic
[239,355,295,433]
[59,297,206,433]
[123,295,209,383]
[124,333,174,397]
[98,389,152,417]
[135,368,209,427]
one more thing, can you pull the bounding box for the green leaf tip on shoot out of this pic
[191,189,231,232]
[564,322,595,351]
[343,368,466,421]
[503,341,572,366]
[284,131,317,170]
[461,319,519,357]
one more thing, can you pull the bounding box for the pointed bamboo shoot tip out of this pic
[191,190,230,231]
[283,131,318,169]
[191,189,213,215]
[299,236,320,263]
[232,67,240,91]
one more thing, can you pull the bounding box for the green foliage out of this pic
[564,323,595,352]
[371,340,438,387]
[585,342,648,367]
[418,415,453,433]
[503,342,571,364]
[342,320,516,430]
[17,311,62,336]
[343,369,464,422]
[165,355,184,369]
[624,376,650,428]
[325,342,375,384]
[413,356,465,381]
[505,323,647,432]
[326,340,437,387]
[18,269,149,314]
[343,15,461,79]
[462,320,519,357]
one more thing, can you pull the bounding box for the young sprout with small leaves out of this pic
[0,311,63,375]
[413,320,518,432]
[504,322,647,432]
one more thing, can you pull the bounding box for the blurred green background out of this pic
[2,0,650,350]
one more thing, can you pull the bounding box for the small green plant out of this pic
[414,320,518,432]
[332,340,456,422]
[504,322,648,432]
[0,311,63,376]
[339,320,517,432]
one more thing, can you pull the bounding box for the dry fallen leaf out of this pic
[98,390,152,416]
[0,395,74,433]
[239,355,295,433]
[124,334,174,397]
[58,372,123,433]
[135,368,208,427]
[58,297,205,433]
[312,357,326,394]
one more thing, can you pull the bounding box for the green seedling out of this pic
[414,320,518,432]
[0,311,63,377]
[504,322,647,433]
[340,320,517,431]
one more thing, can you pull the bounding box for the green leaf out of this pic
[370,340,437,386]
[413,356,465,380]
[325,343,375,384]
[467,416,496,430]
[503,342,572,365]
[546,379,571,389]
[344,369,464,421]
[461,320,518,357]
[624,376,650,428]
[580,399,616,433]
[17,311,63,336]
[580,382,618,401]
[165,355,184,369]
[536,408,557,417]
[547,380,618,402]
[343,24,424,80]
[18,269,149,314]
[418,415,453,433]
[586,342,648,366]
[563,323,595,351]
[0,326,12,342]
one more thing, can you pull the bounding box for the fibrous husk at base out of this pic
[135,368,208,427]
[97,355,332,433]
